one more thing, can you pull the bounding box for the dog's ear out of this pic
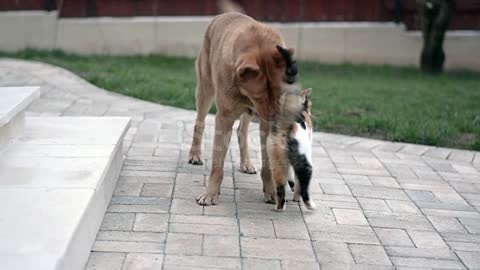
[236,55,260,81]
[275,45,297,84]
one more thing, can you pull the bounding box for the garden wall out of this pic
[1,11,479,71]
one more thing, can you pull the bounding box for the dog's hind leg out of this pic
[267,134,289,211]
[260,120,275,204]
[189,57,214,165]
[197,114,235,205]
[237,111,256,174]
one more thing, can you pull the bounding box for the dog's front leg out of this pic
[196,114,235,206]
[260,119,276,204]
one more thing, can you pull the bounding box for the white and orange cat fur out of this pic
[267,88,316,211]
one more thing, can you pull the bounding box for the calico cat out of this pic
[286,88,316,210]
[268,88,316,211]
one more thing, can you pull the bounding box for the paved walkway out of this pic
[1,59,479,270]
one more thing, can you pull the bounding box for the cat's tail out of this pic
[217,0,245,14]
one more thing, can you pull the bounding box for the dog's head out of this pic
[235,45,298,121]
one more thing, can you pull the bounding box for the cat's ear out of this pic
[300,88,312,98]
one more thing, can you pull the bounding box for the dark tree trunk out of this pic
[417,0,456,73]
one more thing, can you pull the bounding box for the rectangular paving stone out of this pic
[386,200,420,214]
[314,199,360,210]
[165,232,203,255]
[121,170,176,178]
[133,213,169,232]
[422,208,480,218]
[241,237,316,261]
[343,174,372,186]
[390,257,465,269]
[203,202,238,216]
[97,231,165,243]
[350,185,409,201]
[171,198,204,215]
[427,216,467,233]
[313,241,354,265]
[281,260,321,270]
[320,184,352,195]
[369,176,400,188]
[86,252,125,270]
[407,230,448,249]
[111,196,170,205]
[338,168,390,177]
[170,222,238,235]
[386,246,457,260]
[100,213,135,231]
[242,258,281,270]
[108,204,169,214]
[458,217,480,234]
[238,202,302,220]
[171,214,237,226]
[456,251,480,269]
[349,244,392,266]
[332,208,368,226]
[204,235,240,257]
[141,183,173,197]
[442,233,480,243]
[273,219,310,240]
[310,224,380,245]
[93,241,163,253]
[366,211,433,231]
[416,201,475,212]
[374,228,414,247]
[122,253,163,270]
[119,175,174,184]
[358,198,391,212]
[449,241,480,252]
[164,255,241,269]
[320,263,394,270]
[114,181,143,196]
[463,193,480,206]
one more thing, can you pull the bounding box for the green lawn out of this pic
[2,49,479,150]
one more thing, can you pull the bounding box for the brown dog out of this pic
[188,12,299,206]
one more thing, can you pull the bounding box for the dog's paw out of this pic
[274,199,287,212]
[240,161,256,174]
[196,192,219,206]
[292,193,301,202]
[304,200,316,210]
[188,154,203,165]
[264,192,276,204]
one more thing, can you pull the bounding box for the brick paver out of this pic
[1,59,479,269]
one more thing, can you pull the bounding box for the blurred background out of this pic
[0,0,479,70]
[2,0,479,30]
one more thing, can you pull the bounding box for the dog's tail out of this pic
[217,0,244,14]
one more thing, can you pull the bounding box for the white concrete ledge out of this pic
[0,87,40,149]
[0,11,479,71]
[0,117,130,270]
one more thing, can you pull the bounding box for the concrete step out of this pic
[0,86,40,149]
[0,116,130,270]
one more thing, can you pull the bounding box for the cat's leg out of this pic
[288,139,315,210]
[293,176,301,202]
[287,165,295,192]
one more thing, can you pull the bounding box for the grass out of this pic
[1,49,479,151]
